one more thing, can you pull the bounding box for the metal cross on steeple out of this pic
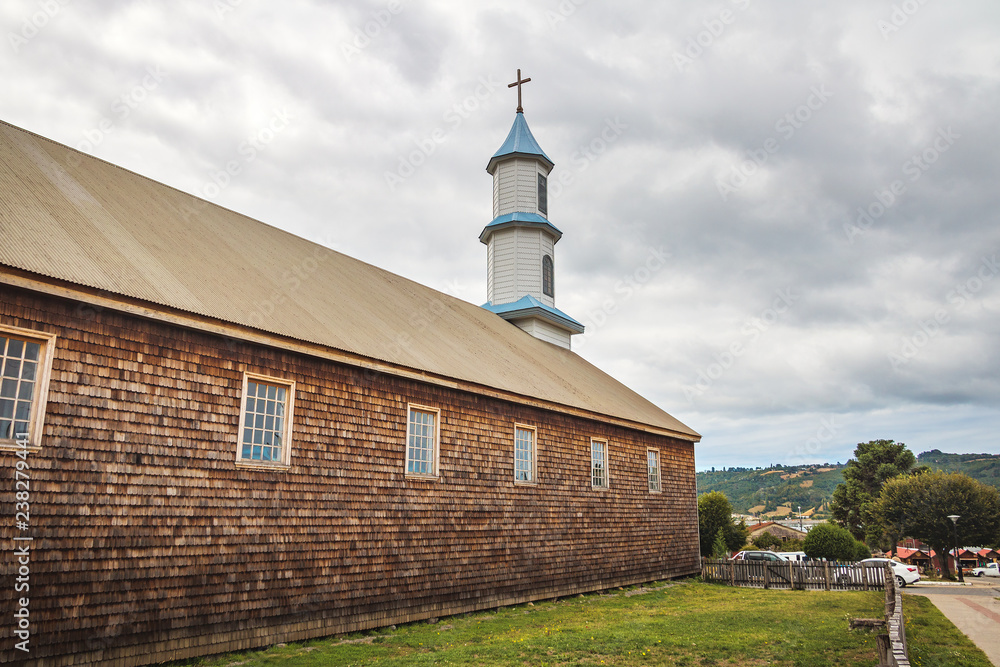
[508,69,531,113]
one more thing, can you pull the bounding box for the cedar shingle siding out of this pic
[0,287,699,665]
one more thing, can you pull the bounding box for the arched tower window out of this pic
[542,254,554,298]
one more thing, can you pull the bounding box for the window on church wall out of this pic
[406,404,440,479]
[0,325,56,450]
[537,173,547,216]
[237,373,294,468]
[542,255,554,298]
[514,424,536,484]
[591,438,608,489]
[647,449,661,493]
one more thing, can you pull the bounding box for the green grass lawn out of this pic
[173,581,989,666]
[904,594,993,667]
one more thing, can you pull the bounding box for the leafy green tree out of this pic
[751,532,783,550]
[711,528,728,558]
[803,523,867,562]
[830,439,919,540]
[867,470,1000,578]
[698,491,750,557]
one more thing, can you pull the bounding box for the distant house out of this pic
[747,521,807,543]
[0,103,701,665]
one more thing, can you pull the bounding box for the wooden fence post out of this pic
[730,561,735,586]
[764,564,770,589]
[862,564,869,591]
[789,560,795,590]
[824,562,831,591]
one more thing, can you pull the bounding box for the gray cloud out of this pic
[2,0,998,470]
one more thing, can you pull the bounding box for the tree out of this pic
[803,523,868,562]
[867,470,1000,578]
[711,528,727,558]
[830,439,919,541]
[698,491,750,557]
[751,532,783,550]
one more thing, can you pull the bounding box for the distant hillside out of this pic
[697,451,1000,518]
[918,450,1000,489]
[696,464,845,518]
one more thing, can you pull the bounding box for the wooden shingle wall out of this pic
[0,286,699,666]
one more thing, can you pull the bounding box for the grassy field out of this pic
[904,594,993,667]
[173,581,989,667]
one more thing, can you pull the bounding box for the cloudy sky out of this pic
[2,0,998,470]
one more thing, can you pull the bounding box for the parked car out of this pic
[731,550,788,561]
[971,563,1000,577]
[777,551,808,562]
[860,558,920,587]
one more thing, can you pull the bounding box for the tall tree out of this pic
[698,491,749,557]
[830,439,918,541]
[868,470,1000,578]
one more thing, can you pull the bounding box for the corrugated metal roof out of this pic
[486,112,554,174]
[0,120,699,439]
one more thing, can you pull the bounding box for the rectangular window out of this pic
[537,173,548,216]
[591,438,608,488]
[648,449,661,492]
[237,374,294,468]
[406,404,440,478]
[514,424,536,483]
[0,325,56,449]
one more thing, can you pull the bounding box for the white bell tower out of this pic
[481,70,584,349]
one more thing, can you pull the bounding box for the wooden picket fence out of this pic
[701,558,888,591]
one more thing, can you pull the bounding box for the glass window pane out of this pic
[243,428,252,444]
[265,400,275,416]
[0,399,12,418]
[18,382,33,400]
[0,419,9,439]
[3,359,20,378]
[0,380,15,399]
[23,342,39,361]
[14,401,30,421]
[7,339,23,358]
[276,387,285,401]
[267,384,277,400]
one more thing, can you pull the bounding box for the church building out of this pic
[0,73,699,665]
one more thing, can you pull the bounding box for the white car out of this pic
[861,558,920,587]
[971,563,1000,577]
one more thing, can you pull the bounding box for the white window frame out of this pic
[514,423,537,485]
[647,448,662,493]
[235,372,294,470]
[591,438,609,489]
[405,403,441,480]
[0,323,57,450]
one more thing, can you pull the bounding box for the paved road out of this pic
[905,580,1000,666]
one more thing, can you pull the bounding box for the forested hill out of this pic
[917,450,1000,486]
[695,464,845,518]
[696,450,1000,518]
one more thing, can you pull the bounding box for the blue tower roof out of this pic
[482,295,585,334]
[486,112,554,174]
